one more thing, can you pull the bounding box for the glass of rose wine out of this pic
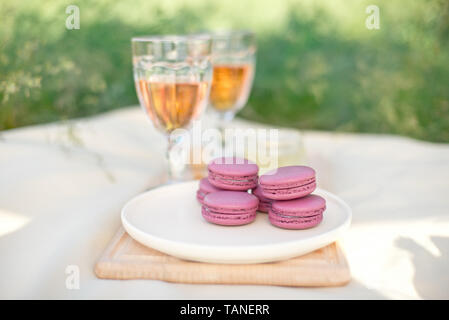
[208,30,256,144]
[132,35,212,183]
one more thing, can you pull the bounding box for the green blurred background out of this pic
[1,0,448,142]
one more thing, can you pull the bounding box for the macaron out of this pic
[259,166,316,200]
[196,177,222,204]
[251,186,272,213]
[208,157,259,191]
[269,194,326,229]
[202,191,259,226]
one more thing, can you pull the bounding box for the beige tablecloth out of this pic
[0,107,448,299]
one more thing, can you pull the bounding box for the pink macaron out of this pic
[196,177,222,204]
[259,166,316,200]
[252,186,272,213]
[269,194,326,229]
[208,157,259,191]
[202,191,259,226]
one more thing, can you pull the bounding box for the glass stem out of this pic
[218,120,226,151]
[217,110,234,153]
[166,134,185,183]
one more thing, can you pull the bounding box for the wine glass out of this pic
[132,35,212,183]
[208,30,256,145]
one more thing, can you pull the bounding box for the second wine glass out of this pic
[208,30,257,145]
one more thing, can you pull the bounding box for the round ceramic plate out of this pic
[121,180,351,264]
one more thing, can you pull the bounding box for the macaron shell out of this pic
[208,172,258,191]
[271,194,326,216]
[197,178,223,204]
[202,207,256,226]
[259,166,315,187]
[203,191,259,214]
[208,157,259,177]
[252,186,271,213]
[259,166,316,200]
[196,190,206,203]
[199,177,222,194]
[268,211,323,229]
[257,201,271,213]
[261,181,316,200]
[207,157,259,191]
[268,194,326,229]
[252,186,270,201]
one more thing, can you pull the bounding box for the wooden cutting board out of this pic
[95,228,350,287]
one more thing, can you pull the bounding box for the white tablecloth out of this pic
[1,107,448,299]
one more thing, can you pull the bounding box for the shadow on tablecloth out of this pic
[395,236,449,299]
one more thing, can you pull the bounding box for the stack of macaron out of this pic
[257,166,326,230]
[198,157,259,226]
[197,157,326,230]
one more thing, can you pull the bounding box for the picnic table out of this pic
[0,106,448,299]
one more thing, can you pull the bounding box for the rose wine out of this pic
[209,64,253,111]
[137,80,208,132]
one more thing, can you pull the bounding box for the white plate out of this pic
[121,180,351,264]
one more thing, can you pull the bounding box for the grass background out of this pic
[1,0,448,142]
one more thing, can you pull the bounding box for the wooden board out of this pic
[95,228,350,287]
